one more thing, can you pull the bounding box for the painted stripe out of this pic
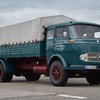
[58,94,87,99]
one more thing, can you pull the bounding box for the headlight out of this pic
[80,53,88,61]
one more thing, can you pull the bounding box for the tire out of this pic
[0,64,13,82]
[50,60,68,86]
[86,72,100,85]
[25,73,41,81]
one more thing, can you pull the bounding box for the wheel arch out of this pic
[48,54,67,70]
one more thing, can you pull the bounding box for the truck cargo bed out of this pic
[0,41,45,58]
[0,15,74,45]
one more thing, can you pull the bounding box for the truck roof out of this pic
[48,21,100,28]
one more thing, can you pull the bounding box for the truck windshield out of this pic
[70,25,100,39]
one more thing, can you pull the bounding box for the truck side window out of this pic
[56,27,67,38]
[47,29,54,39]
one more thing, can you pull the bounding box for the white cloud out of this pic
[0,8,60,26]
[0,0,100,27]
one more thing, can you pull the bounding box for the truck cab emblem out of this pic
[96,54,100,60]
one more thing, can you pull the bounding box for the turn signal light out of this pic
[69,39,75,43]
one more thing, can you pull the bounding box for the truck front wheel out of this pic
[86,72,100,85]
[50,60,68,86]
[0,64,13,82]
[24,73,41,81]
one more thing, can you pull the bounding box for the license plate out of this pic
[85,65,96,69]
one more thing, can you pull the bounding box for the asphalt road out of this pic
[0,75,100,100]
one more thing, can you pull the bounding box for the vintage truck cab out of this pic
[46,22,100,86]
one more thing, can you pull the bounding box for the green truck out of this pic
[0,15,100,86]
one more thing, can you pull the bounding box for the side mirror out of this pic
[83,33,87,37]
[63,32,68,37]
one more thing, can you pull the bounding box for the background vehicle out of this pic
[0,15,100,86]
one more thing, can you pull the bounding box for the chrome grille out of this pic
[88,53,100,62]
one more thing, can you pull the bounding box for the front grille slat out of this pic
[88,53,100,62]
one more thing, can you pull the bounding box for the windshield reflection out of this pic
[70,25,100,39]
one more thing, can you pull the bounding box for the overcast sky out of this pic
[0,0,100,27]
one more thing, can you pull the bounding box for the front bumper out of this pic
[69,65,100,70]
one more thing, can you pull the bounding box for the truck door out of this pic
[54,26,68,53]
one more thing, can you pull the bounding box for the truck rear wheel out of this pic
[86,72,100,85]
[50,60,68,86]
[25,73,41,81]
[0,64,13,82]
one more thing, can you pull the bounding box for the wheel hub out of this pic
[52,66,61,80]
